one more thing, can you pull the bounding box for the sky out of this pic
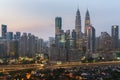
[0,0,120,40]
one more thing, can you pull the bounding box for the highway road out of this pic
[0,61,120,72]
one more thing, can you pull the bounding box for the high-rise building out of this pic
[9,40,15,57]
[55,17,65,61]
[7,32,13,40]
[1,24,7,39]
[75,8,81,39]
[75,9,83,50]
[16,32,21,39]
[20,33,28,57]
[91,26,96,52]
[60,31,66,46]
[39,38,44,53]
[87,25,96,53]
[0,40,7,57]
[85,9,90,37]
[14,32,21,40]
[55,17,62,48]
[111,25,119,50]
[65,30,70,61]
[28,33,36,57]
[0,42,4,58]
[14,40,19,58]
[95,37,101,51]
[14,35,17,40]
[72,29,76,48]
[101,32,112,51]
[48,37,55,47]
[55,17,62,36]
[84,9,94,53]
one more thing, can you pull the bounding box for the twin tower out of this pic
[55,9,91,37]
[55,8,95,53]
[75,8,91,39]
[75,9,95,53]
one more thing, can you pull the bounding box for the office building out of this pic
[75,9,83,50]
[55,17,62,36]
[101,32,112,51]
[87,25,96,53]
[1,24,7,39]
[72,29,76,48]
[85,9,90,37]
[7,32,13,40]
[111,25,119,50]
[16,32,21,39]
[19,33,28,57]
[75,8,81,39]
[28,33,36,57]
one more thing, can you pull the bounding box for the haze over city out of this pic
[0,0,120,40]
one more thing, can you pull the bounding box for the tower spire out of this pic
[75,8,81,34]
[77,4,79,10]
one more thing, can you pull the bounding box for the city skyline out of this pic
[0,0,120,40]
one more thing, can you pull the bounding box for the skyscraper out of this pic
[1,24,7,39]
[75,8,81,38]
[0,43,4,58]
[7,32,13,40]
[14,40,19,58]
[14,32,21,40]
[91,26,96,52]
[28,33,36,57]
[85,9,90,37]
[55,17,62,36]
[20,33,28,57]
[101,32,112,51]
[111,25,119,50]
[75,8,83,50]
[16,32,21,39]
[72,29,76,48]
[87,25,96,53]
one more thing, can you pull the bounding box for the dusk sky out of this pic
[0,0,120,40]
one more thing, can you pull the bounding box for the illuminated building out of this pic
[75,8,81,39]
[85,9,90,37]
[87,25,96,53]
[75,9,83,50]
